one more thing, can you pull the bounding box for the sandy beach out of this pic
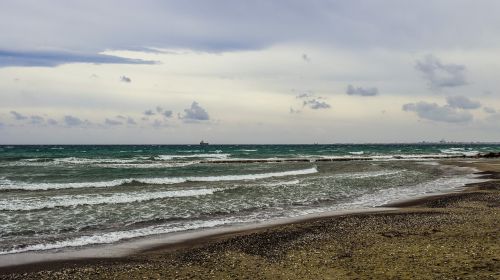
[3,0,500,278]
[0,159,499,280]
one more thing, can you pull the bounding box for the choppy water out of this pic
[0,144,498,255]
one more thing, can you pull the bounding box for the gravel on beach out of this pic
[1,161,499,280]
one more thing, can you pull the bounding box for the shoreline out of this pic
[0,207,400,269]
[1,159,499,279]
[0,159,478,267]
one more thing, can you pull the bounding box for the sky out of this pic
[1,0,500,144]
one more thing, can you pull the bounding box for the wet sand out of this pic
[1,159,499,279]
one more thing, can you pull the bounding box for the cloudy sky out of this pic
[1,0,500,144]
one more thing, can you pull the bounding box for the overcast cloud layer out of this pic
[1,0,500,143]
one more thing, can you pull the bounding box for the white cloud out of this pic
[10,111,27,120]
[104,118,123,126]
[415,55,467,89]
[180,101,209,121]
[402,101,473,123]
[446,96,481,109]
[120,76,131,83]
[144,109,155,116]
[346,85,378,96]
[64,115,85,126]
[303,99,331,110]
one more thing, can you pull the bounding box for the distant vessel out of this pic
[200,140,209,146]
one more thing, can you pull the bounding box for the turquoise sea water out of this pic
[0,144,499,254]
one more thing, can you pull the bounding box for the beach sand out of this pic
[1,159,499,279]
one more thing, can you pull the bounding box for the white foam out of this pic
[6,157,200,168]
[157,153,230,160]
[333,170,403,179]
[343,174,483,208]
[349,151,364,155]
[0,178,135,191]
[0,167,318,191]
[55,157,141,164]
[175,167,317,183]
[2,171,479,255]
[7,157,146,167]
[94,162,197,169]
[0,219,237,255]
[0,188,222,211]
[440,148,479,156]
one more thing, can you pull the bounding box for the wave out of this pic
[157,153,230,160]
[6,157,144,167]
[440,148,479,156]
[4,157,200,168]
[333,170,403,179]
[0,218,240,255]
[202,154,462,164]
[0,167,318,191]
[3,152,468,168]
[56,157,141,164]
[340,173,483,208]
[0,188,222,211]
[1,172,482,255]
[94,162,197,169]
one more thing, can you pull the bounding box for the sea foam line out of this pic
[333,170,403,179]
[339,174,484,208]
[0,188,222,211]
[0,167,318,191]
[157,153,230,160]
[0,219,240,255]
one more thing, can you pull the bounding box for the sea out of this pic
[0,144,499,256]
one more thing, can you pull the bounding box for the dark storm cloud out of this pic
[415,55,467,89]
[346,85,378,96]
[445,96,481,110]
[180,101,210,121]
[0,49,156,67]
[10,111,27,120]
[2,1,500,68]
[402,102,473,123]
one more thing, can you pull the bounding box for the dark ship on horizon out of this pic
[199,140,209,146]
